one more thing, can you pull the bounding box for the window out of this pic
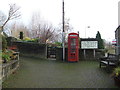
[71,38,76,53]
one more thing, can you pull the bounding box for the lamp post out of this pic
[62,0,65,61]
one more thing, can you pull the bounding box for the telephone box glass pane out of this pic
[71,38,76,53]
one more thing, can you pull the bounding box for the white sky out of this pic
[0,0,119,41]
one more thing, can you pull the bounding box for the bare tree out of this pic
[64,18,73,42]
[57,18,73,42]
[0,11,6,26]
[64,18,73,34]
[28,12,43,38]
[11,22,28,38]
[0,3,21,36]
[40,23,55,43]
[29,12,56,44]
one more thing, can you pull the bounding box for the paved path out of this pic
[2,57,118,88]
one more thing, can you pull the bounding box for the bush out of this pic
[114,67,120,77]
[2,35,7,51]
[54,42,62,47]
[6,37,17,46]
[2,49,16,63]
[2,53,11,63]
[20,37,39,42]
[2,54,10,61]
[24,37,31,41]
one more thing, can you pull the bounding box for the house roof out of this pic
[115,25,120,32]
[81,38,98,41]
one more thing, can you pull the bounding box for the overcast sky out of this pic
[0,0,119,41]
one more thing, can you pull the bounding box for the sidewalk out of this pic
[2,57,118,88]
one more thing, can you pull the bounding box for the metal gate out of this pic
[47,46,56,59]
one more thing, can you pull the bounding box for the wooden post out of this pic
[84,49,86,59]
[93,49,96,58]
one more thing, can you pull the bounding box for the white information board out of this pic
[81,41,98,49]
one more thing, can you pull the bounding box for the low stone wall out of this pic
[2,60,19,82]
[13,42,47,59]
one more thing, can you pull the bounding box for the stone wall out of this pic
[2,60,19,82]
[13,42,47,59]
[13,42,104,61]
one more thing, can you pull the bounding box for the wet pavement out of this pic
[2,57,119,88]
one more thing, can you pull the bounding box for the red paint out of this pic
[68,33,79,62]
[8,45,17,50]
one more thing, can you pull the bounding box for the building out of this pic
[115,25,120,55]
[118,1,120,25]
[115,1,120,55]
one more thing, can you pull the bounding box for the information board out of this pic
[81,41,98,49]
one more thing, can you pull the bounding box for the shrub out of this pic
[6,37,17,46]
[24,37,31,41]
[114,67,120,77]
[2,35,7,51]
[2,49,16,63]
[54,42,62,47]
[22,37,39,42]
[2,53,11,62]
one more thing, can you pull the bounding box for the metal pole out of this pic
[62,0,65,61]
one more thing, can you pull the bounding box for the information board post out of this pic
[93,49,96,58]
[84,49,86,59]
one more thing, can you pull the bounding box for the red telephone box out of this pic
[68,33,79,62]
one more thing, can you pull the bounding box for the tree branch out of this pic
[0,3,21,36]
